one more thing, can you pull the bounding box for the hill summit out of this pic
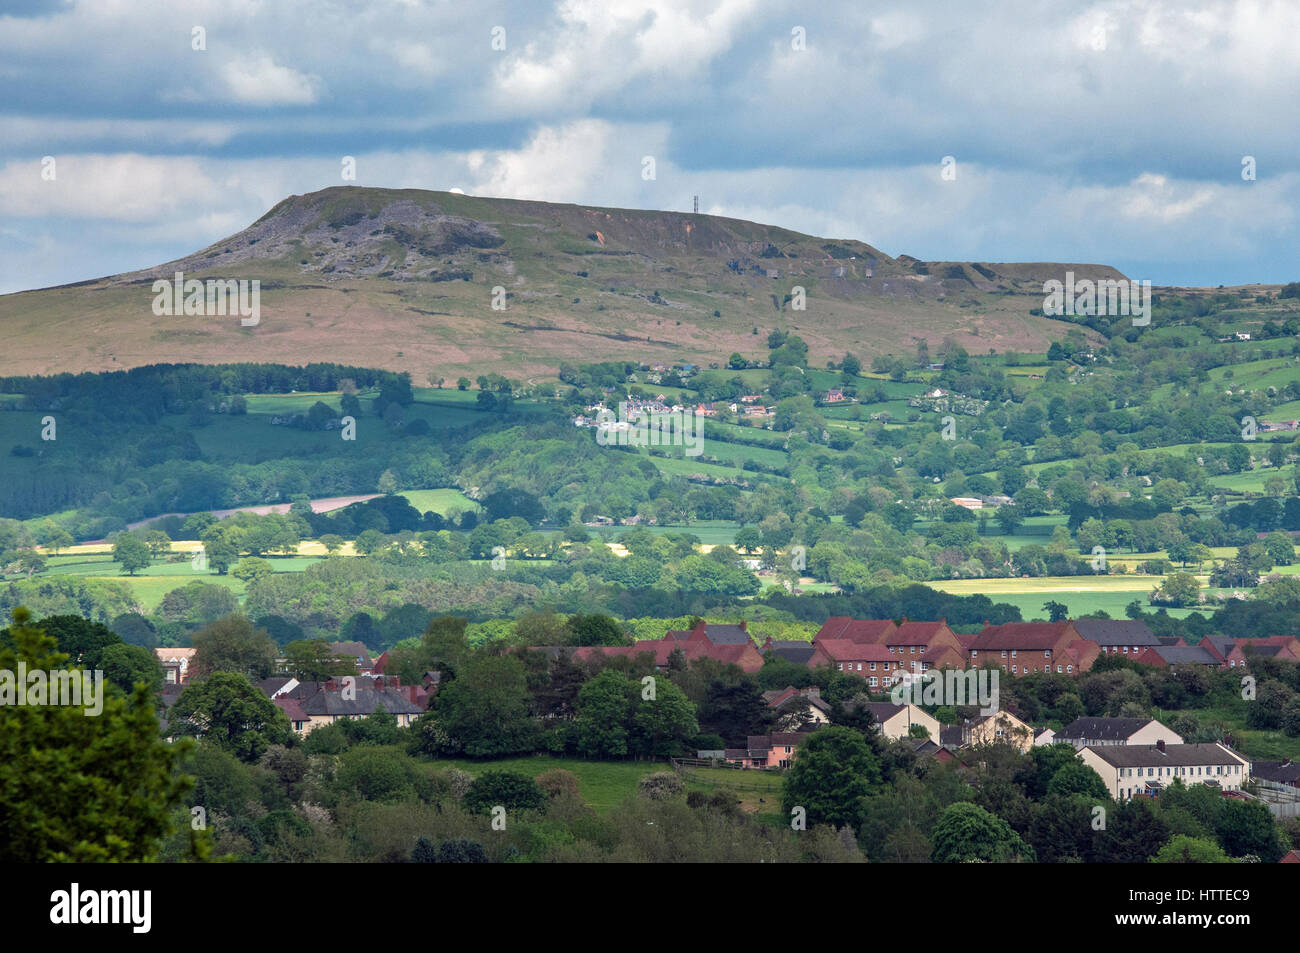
[0,186,1124,378]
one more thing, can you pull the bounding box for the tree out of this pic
[112,532,151,575]
[0,607,199,862]
[191,615,277,680]
[728,352,747,370]
[1046,761,1109,799]
[282,638,354,680]
[1042,600,1069,622]
[319,534,344,555]
[421,654,536,757]
[378,469,399,496]
[781,726,881,829]
[99,642,164,695]
[170,671,292,762]
[575,669,636,757]
[1151,834,1230,863]
[931,802,1036,863]
[231,556,274,585]
[567,613,628,646]
[18,549,47,579]
[632,678,699,757]
[463,770,546,815]
[456,377,471,390]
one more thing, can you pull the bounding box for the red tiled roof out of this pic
[970,622,1074,651]
[889,621,949,645]
[273,696,310,723]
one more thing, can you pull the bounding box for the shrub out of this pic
[637,771,685,801]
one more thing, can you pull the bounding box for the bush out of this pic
[463,770,546,815]
[637,771,685,801]
[411,837,488,863]
[535,769,581,800]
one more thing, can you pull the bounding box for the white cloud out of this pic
[220,53,322,106]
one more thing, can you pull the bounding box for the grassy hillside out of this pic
[0,186,1127,380]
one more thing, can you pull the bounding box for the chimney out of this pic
[1157,739,1166,752]
[325,678,337,691]
[739,621,747,631]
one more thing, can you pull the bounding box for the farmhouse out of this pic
[1079,740,1251,800]
[856,701,941,742]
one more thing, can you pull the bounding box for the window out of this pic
[869,662,876,671]
[1067,665,1073,673]
[838,663,844,671]
[1044,650,1050,658]
[1011,665,1018,673]
[856,662,862,671]
[1056,665,1063,673]
[1001,650,1007,658]
[868,677,878,687]
[1123,646,1128,654]
[910,646,916,654]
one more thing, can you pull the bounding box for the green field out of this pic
[399,488,481,515]
[420,755,673,814]
[928,576,1205,620]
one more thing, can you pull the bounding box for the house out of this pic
[858,701,941,742]
[294,676,425,735]
[272,696,312,734]
[968,621,1099,676]
[329,641,377,675]
[911,738,955,763]
[1033,727,1056,747]
[155,647,197,685]
[1079,741,1251,800]
[880,620,967,674]
[939,710,1035,752]
[1056,717,1184,750]
[1073,619,1162,657]
[1131,644,1223,668]
[723,731,814,769]
[1201,634,1300,669]
[823,388,847,403]
[1252,759,1300,790]
[1281,850,1300,864]
[763,685,832,728]
[809,640,908,688]
[950,497,984,510]
[760,637,817,666]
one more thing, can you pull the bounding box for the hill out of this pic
[0,186,1129,379]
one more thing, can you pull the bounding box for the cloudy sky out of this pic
[2,0,1297,294]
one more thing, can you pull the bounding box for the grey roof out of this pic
[300,687,423,717]
[865,702,905,722]
[1084,743,1244,768]
[766,644,815,664]
[1252,761,1300,785]
[1201,635,1235,655]
[1072,619,1159,646]
[1058,717,1160,741]
[1152,646,1220,666]
[704,624,753,645]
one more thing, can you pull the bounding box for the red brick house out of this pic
[968,621,1100,676]
[809,640,907,687]
[813,617,898,644]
